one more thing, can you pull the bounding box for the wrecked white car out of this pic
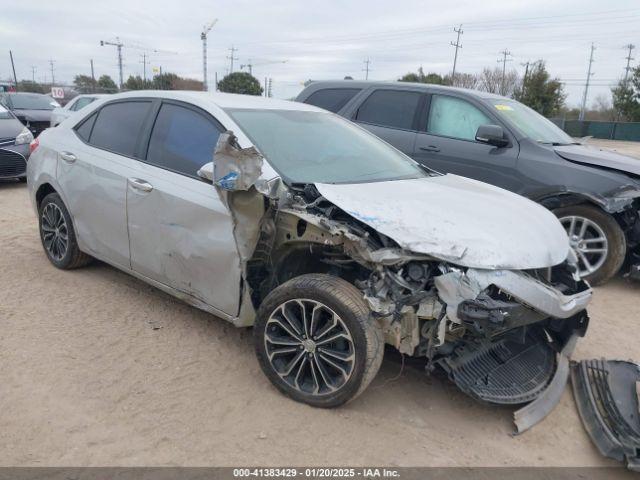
[28,91,594,433]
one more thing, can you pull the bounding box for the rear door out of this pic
[413,93,521,190]
[58,99,153,268]
[125,100,242,316]
[350,88,424,156]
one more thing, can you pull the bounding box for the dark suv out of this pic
[297,81,640,285]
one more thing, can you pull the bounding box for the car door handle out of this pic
[60,151,76,163]
[419,145,440,153]
[128,178,154,193]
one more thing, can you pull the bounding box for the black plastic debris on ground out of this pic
[571,359,640,472]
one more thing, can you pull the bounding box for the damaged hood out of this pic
[316,175,570,269]
[555,144,640,177]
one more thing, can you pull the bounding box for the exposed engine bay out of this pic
[206,132,638,470]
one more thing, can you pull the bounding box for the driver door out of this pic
[413,94,521,191]
[126,100,242,316]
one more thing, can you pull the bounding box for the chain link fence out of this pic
[550,118,640,142]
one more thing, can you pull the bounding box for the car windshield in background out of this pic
[8,93,58,110]
[491,100,574,146]
[225,109,428,184]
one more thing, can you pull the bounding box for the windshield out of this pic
[225,109,428,184]
[490,100,573,145]
[8,93,59,111]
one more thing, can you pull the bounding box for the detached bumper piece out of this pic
[443,329,557,405]
[571,359,640,471]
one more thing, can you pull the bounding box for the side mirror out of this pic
[475,124,509,148]
[197,162,214,182]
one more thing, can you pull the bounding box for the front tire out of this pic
[38,193,92,269]
[554,204,626,286]
[254,274,384,408]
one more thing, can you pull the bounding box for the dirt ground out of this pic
[1,142,639,467]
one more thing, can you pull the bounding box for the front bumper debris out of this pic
[514,335,579,434]
[571,359,640,472]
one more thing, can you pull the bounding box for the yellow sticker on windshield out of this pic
[494,104,513,111]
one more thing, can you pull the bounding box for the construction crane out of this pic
[240,59,288,76]
[100,37,178,89]
[201,19,218,91]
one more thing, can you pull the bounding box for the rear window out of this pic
[75,112,96,141]
[355,90,421,130]
[304,88,361,113]
[89,101,152,157]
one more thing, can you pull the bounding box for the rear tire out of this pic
[554,204,626,286]
[38,193,92,269]
[254,274,384,407]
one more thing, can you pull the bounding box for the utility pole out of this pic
[9,51,18,91]
[450,25,463,85]
[140,53,148,83]
[214,72,218,91]
[243,59,254,75]
[49,59,56,86]
[100,37,124,89]
[623,43,635,84]
[201,19,218,91]
[362,58,371,80]
[497,49,512,95]
[264,77,268,97]
[31,66,36,84]
[267,78,272,98]
[520,61,530,97]
[227,45,238,74]
[579,43,596,121]
[90,59,96,92]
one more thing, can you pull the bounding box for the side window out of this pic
[146,103,223,177]
[355,90,422,130]
[89,101,152,157]
[304,88,361,113]
[427,95,492,141]
[75,112,97,141]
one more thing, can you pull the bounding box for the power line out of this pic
[497,49,512,95]
[49,59,56,86]
[623,43,635,84]
[227,45,239,74]
[579,43,596,121]
[450,24,463,83]
[362,57,371,80]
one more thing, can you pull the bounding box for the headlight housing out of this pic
[15,127,34,146]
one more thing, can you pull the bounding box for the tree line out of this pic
[11,62,640,123]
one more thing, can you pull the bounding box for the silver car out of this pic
[27,91,591,430]
[50,94,107,127]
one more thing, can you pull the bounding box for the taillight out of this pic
[29,138,39,155]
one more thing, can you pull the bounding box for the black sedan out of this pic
[0,92,59,138]
[0,103,33,181]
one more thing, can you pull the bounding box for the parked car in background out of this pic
[50,94,106,127]
[0,103,33,181]
[297,81,640,285]
[27,91,592,430]
[0,92,60,137]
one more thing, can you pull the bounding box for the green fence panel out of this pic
[555,120,640,142]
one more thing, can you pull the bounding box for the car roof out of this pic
[106,90,324,112]
[301,80,510,101]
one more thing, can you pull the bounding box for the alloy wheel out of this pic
[41,203,68,261]
[264,299,356,396]
[560,215,608,277]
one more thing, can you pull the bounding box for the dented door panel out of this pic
[126,161,242,316]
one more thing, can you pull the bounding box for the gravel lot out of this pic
[1,140,639,467]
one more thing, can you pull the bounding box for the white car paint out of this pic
[317,174,570,270]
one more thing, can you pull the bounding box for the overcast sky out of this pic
[2,0,639,106]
